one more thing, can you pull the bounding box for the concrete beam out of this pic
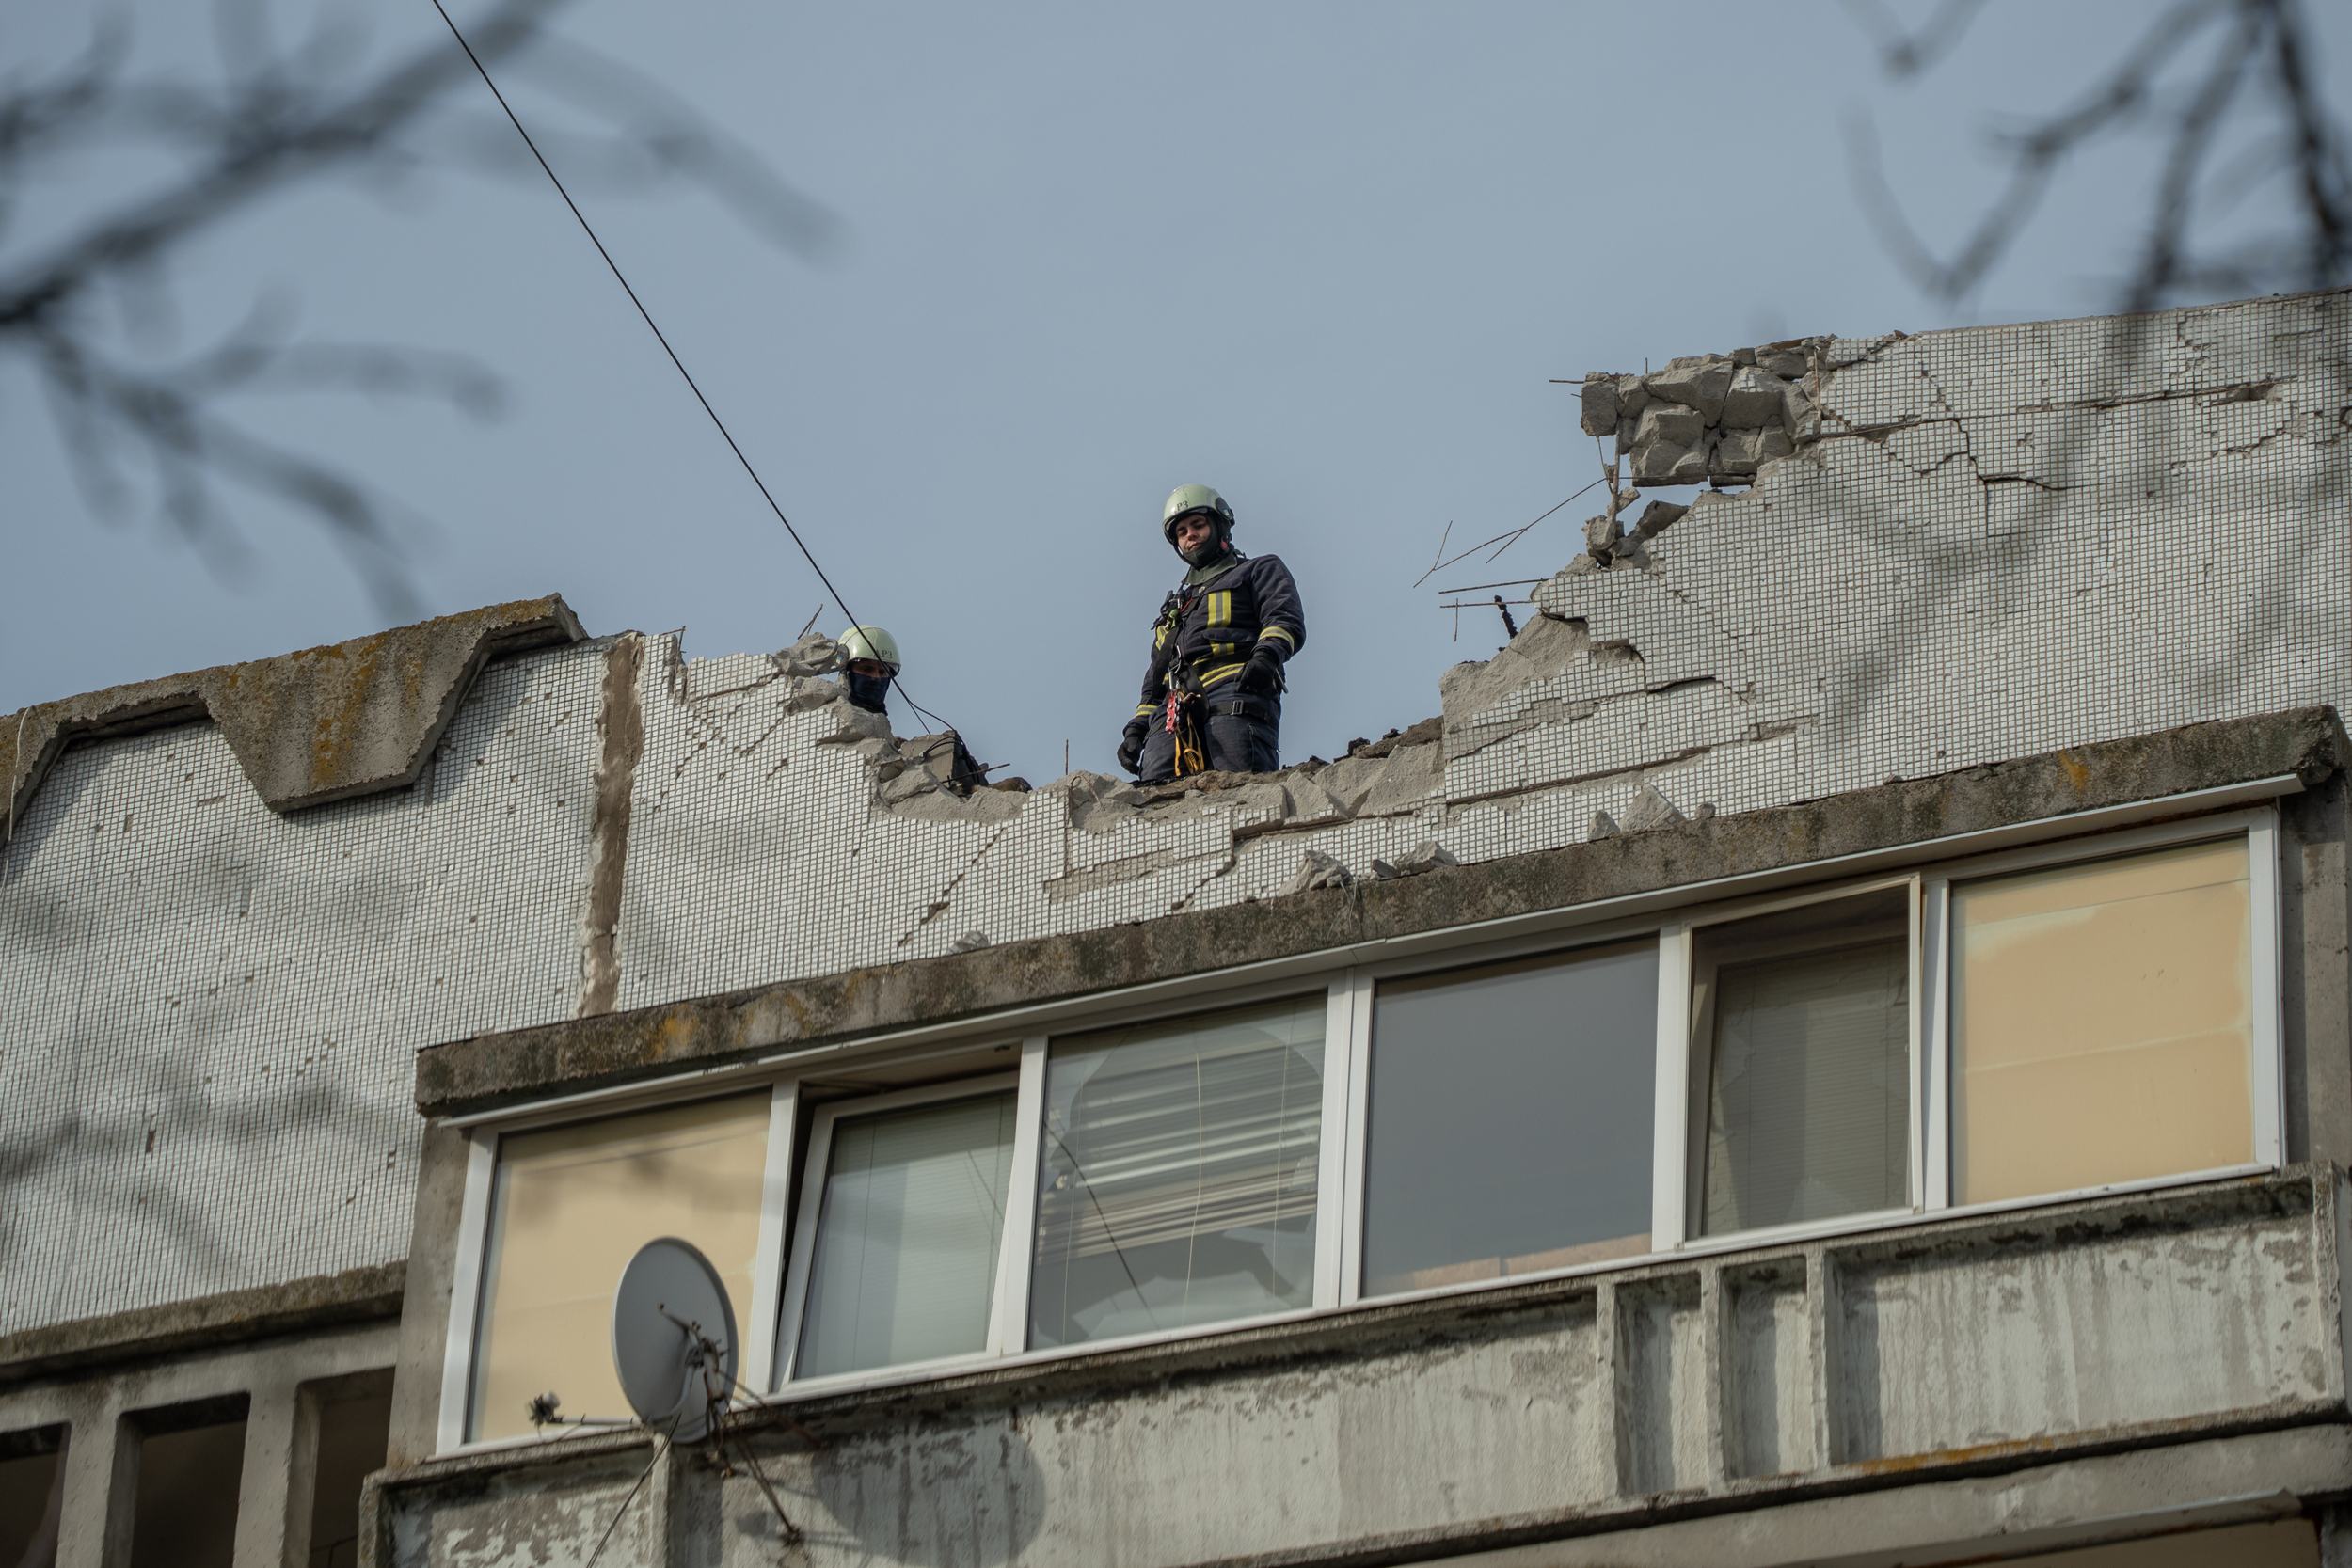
[1,595,584,840]
[0,1262,404,1387]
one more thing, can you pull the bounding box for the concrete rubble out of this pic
[1581,340,1822,487]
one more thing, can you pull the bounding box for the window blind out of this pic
[1031,994,1325,1347]
[796,1091,1016,1379]
[1953,837,2253,1203]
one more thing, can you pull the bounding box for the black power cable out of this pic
[429,0,955,736]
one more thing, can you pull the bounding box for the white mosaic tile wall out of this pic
[0,643,609,1334]
[1,290,2344,1335]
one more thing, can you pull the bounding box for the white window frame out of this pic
[771,1071,1024,1392]
[436,1082,794,1453]
[433,798,2289,1451]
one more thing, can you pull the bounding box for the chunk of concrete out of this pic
[814,701,894,746]
[1583,513,1620,555]
[1782,377,1818,439]
[1645,355,1735,424]
[774,633,840,678]
[1633,434,1709,485]
[1354,741,1443,816]
[1589,811,1619,840]
[1438,612,1594,752]
[1629,499,1689,544]
[1289,849,1354,893]
[1714,426,1767,475]
[1618,783,1687,832]
[1063,773,1147,834]
[1638,403,1705,448]
[1580,374,1620,436]
[1371,840,1459,879]
[951,931,991,953]
[890,783,1027,823]
[1616,375,1651,419]
[1720,365,1788,428]
[1281,774,1351,824]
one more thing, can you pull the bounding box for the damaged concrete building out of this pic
[2,286,2349,1567]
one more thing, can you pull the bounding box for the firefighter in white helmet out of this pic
[836,624,989,793]
[836,625,900,715]
[1120,484,1306,781]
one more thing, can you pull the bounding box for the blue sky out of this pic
[6,2,2346,779]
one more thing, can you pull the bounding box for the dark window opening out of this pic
[126,1395,249,1568]
[0,1425,67,1568]
[303,1372,393,1568]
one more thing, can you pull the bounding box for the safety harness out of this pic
[1154,586,1210,778]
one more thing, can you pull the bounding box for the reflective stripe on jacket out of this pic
[1134,551,1307,718]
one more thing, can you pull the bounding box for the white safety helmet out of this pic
[838,625,901,673]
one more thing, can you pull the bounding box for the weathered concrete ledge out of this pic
[0,1260,405,1386]
[417,706,2346,1117]
[373,1169,2347,1568]
[2,594,585,838]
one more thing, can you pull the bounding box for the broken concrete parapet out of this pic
[1617,783,1687,832]
[774,632,840,678]
[1720,365,1787,428]
[2,594,584,840]
[1290,849,1352,893]
[1714,424,1795,476]
[1370,840,1457,879]
[1580,373,1620,436]
[1596,335,1830,488]
[1062,771,1149,835]
[1647,355,1736,424]
[890,783,1027,823]
[1351,740,1443,816]
[1438,611,1604,762]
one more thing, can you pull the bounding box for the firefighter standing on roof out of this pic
[1119,484,1305,782]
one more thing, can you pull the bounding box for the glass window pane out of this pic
[1698,889,1910,1236]
[1362,942,1657,1297]
[795,1091,1016,1379]
[469,1093,769,1442]
[1953,837,2254,1204]
[1031,995,1325,1348]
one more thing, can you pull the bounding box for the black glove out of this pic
[1118,716,1150,774]
[1239,644,1286,697]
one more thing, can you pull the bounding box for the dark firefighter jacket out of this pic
[1133,550,1307,720]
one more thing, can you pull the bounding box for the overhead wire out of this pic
[428,0,957,737]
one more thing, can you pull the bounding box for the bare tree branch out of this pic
[1846,0,2347,311]
[0,0,839,617]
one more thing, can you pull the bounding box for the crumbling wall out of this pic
[2,290,2345,1338]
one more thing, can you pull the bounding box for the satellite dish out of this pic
[611,1237,738,1442]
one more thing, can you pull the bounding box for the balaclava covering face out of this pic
[844,670,891,712]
